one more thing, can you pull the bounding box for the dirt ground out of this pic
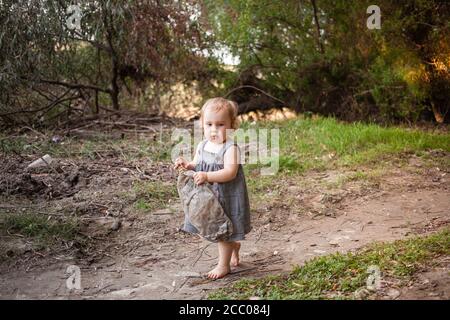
[0,134,449,300]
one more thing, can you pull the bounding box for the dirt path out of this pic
[1,157,448,300]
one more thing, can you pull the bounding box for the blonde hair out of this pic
[199,97,240,129]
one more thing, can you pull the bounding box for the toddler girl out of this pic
[174,97,251,279]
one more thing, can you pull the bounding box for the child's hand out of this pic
[174,157,189,170]
[193,172,208,185]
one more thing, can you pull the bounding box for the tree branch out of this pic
[0,89,78,117]
[224,85,286,105]
[35,78,112,94]
[310,0,325,54]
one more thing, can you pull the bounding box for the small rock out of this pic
[329,239,339,246]
[408,157,422,167]
[133,282,145,288]
[273,250,279,255]
[64,170,79,187]
[386,288,400,299]
[51,136,63,144]
[354,288,370,299]
[428,292,439,297]
[110,219,121,231]
[324,210,335,217]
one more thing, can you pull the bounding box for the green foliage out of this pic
[205,0,450,123]
[132,180,178,212]
[0,0,448,125]
[1,213,82,249]
[209,228,450,299]
[0,0,208,125]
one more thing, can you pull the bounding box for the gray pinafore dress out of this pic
[182,139,252,242]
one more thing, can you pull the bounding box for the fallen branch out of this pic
[191,242,213,267]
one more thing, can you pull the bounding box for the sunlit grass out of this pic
[209,228,450,300]
[239,116,450,174]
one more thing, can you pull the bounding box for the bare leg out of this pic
[207,241,233,279]
[231,241,241,267]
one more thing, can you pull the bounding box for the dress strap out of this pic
[199,139,208,163]
[215,140,238,164]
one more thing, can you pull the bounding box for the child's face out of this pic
[203,105,232,144]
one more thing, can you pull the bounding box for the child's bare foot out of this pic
[231,242,241,267]
[207,265,230,280]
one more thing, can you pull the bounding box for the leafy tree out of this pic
[204,0,450,123]
[0,0,207,126]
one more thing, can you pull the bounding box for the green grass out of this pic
[132,180,178,212]
[237,116,449,204]
[235,115,450,209]
[245,169,279,195]
[0,213,82,249]
[239,116,450,173]
[3,116,448,168]
[208,228,450,300]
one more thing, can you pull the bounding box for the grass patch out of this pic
[244,168,299,206]
[0,213,82,249]
[3,116,448,169]
[245,169,279,195]
[239,116,450,173]
[132,180,178,212]
[208,228,450,300]
[237,116,449,204]
[322,167,386,189]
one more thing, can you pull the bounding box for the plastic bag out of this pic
[177,170,233,242]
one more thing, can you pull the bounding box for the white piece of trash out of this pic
[27,154,53,169]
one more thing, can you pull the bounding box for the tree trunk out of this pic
[111,58,120,111]
[103,3,120,111]
[311,0,325,54]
